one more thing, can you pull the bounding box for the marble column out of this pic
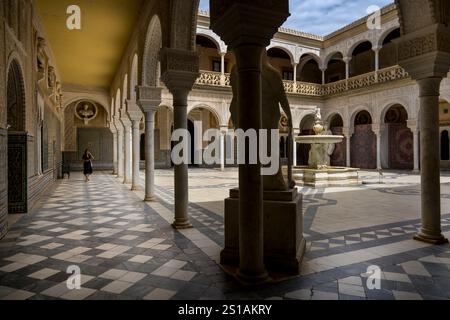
[220,52,226,86]
[344,57,351,79]
[413,129,420,172]
[344,57,351,90]
[143,110,157,200]
[131,119,141,190]
[115,119,124,178]
[414,77,448,244]
[173,90,191,228]
[160,48,199,229]
[137,87,162,202]
[234,44,268,282]
[293,128,300,166]
[121,116,132,184]
[373,124,384,170]
[373,47,380,82]
[292,63,298,92]
[210,0,289,284]
[343,128,352,167]
[111,128,118,175]
[320,67,326,85]
[220,127,227,171]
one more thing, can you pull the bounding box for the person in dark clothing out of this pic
[82,149,94,182]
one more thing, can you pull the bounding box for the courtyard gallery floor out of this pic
[1,169,450,300]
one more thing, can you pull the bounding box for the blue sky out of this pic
[199,0,394,36]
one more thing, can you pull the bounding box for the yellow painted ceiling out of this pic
[36,0,143,90]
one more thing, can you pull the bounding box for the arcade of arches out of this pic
[1,0,450,300]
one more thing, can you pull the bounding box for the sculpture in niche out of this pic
[37,37,47,73]
[75,101,98,125]
[48,66,56,89]
[230,51,294,191]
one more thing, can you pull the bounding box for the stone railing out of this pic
[195,71,230,87]
[196,65,409,96]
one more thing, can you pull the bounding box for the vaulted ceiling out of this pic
[36,0,144,91]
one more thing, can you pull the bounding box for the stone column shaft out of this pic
[144,110,157,201]
[117,125,124,178]
[413,130,420,172]
[234,44,267,282]
[220,130,225,171]
[293,63,298,92]
[414,77,448,244]
[112,131,118,175]
[122,122,132,184]
[220,53,226,86]
[172,90,192,229]
[131,120,141,190]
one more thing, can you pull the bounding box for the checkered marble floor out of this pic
[1,170,450,300]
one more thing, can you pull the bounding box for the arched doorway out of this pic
[351,110,376,169]
[441,131,450,161]
[188,106,220,167]
[297,114,315,165]
[7,60,28,213]
[329,114,346,166]
[384,105,413,170]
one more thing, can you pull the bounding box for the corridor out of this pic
[1,170,450,300]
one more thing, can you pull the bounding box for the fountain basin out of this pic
[295,135,344,144]
[290,166,361,188]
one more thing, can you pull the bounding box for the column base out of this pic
[414,231,449,245]
[172,221,193,230]
[144,195,157,202]
[123,179,132,184]
[131,185,140,191]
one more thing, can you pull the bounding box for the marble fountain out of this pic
[291,108,361,188]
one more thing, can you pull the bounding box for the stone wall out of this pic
[0,1,63,239]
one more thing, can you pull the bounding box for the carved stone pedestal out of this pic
[220,188,305,277]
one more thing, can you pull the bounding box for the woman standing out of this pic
[82,149,94,182]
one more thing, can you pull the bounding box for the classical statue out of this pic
[37,37,47,73]
[230,51,294,191]
[48,66,56,88]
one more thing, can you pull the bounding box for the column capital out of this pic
[407,119,419,132]
[136,86,162,113]
[396,24,450,80]
[160,48,199,94]
[210,1,289,49]
[343,56,352,63]
[219,126,229,135]
[113,116,124,131]
[119,110,132,127]
[417,77,443,97]
[372,46,382,52]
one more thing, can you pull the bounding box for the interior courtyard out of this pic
[1,0,450,301]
